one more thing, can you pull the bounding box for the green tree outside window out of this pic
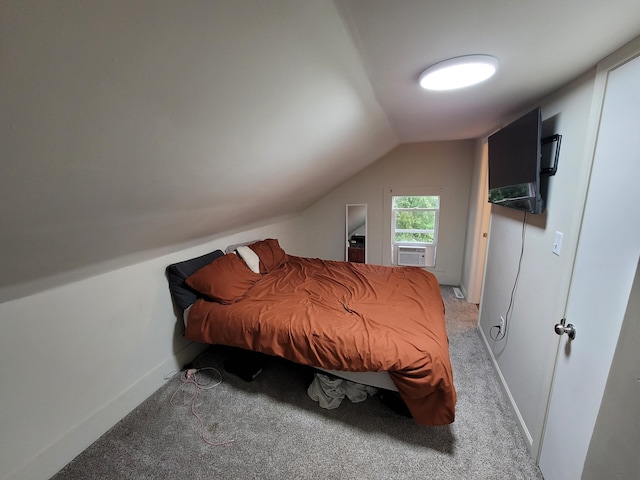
[393,196,439,244]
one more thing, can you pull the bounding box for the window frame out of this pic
[392,198,440,246]
[384,188,444,268]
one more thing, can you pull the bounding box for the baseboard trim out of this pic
[5,342,207,480]
[477,326,534,450]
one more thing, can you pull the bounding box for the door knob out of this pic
[554,318,576,340]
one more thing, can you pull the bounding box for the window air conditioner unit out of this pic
[397,246,427,267]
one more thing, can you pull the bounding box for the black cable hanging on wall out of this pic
[490,211,528,341]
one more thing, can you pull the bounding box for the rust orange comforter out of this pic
[185,255,456,425]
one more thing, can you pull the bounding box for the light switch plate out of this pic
[552,231,564,256]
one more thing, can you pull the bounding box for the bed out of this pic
[167,238,456,425]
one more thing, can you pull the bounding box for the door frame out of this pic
[538,36,640,473]
[464,142,491,304]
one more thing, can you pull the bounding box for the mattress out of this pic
[184,252,456,425]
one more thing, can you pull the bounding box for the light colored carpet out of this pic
[52,286,543,479]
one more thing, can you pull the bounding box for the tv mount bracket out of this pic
[540,134,562,176]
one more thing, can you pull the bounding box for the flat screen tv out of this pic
[487,107,543,214]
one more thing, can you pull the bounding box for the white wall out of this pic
[296,141,475,286]
[478,71,597,455]
[0,216,303,480]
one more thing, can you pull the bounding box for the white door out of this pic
[466,143,491,304]
[539,48,640,479]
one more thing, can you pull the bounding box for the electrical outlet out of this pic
[498,315,505,333]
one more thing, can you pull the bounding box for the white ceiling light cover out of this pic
[419,55,499,91]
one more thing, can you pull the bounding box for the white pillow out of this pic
[183,304,192,328]
[236,245,261,273]
[225,239,260,254]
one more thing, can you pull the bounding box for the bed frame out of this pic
[167,240,455,425]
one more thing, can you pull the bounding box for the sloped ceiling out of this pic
[2,0,640,302]
[1,1,397,300]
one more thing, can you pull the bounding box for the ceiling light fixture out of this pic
[419,55,498,91]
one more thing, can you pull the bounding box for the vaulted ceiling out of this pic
[2,0,640,301]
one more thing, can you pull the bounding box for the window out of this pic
[392,195,439,267]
